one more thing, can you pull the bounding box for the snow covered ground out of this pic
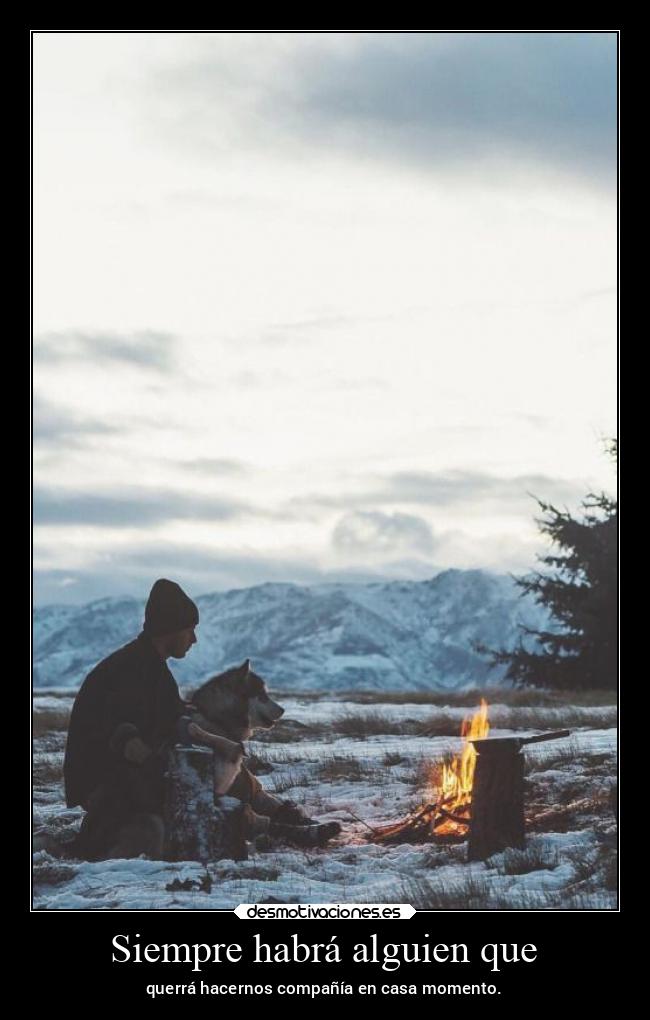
[32,696,618,911]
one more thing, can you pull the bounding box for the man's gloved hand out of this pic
[123,736,154,765]
[109,722,154,765]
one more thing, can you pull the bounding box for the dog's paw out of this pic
[269,820,343,848]
[313,821,342,844]
[274,800,316,826]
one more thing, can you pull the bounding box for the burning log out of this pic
[372,702,486,845]
[373,800,470,844]
[436,806,471,827]
[373,700,490,845]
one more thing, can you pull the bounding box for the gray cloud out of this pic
[33,394,120,447]
[332,510,435,556]
[34,330,177,372]
[286,34,616,181]
[374,469,586,507]
[33,467,588,532]
[152,33,616,185]
[33,485,265,528]
[290,469,588,513]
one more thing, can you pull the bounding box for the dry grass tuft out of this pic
[314,755,373,782]
[273,687,617,708]
[33,709,70,737]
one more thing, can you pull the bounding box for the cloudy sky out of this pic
[33,32,617,605]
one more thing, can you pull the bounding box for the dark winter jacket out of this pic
[63,632,189,811]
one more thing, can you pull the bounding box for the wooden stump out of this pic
[467,742,525,862]
[163,747,248,862]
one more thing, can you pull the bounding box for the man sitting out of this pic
[64,578,203,860]
[63,578,340,860]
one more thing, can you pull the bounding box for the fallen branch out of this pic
[344,809,377,834]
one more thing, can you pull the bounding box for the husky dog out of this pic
[191,658,285,743]
[189,659,341,848]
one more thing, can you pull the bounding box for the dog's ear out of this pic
[236,658,251,680]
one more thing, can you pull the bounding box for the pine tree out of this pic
[479,440,618,690]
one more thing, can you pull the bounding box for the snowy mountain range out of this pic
[33,569,549,692]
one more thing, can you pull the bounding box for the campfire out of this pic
[372,702,570,857]
[374,699,490,845]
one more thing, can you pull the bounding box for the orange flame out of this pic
[432,699,489,835]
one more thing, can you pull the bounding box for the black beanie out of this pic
[143,579,199,637]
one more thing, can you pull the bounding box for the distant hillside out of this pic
[33,569,549,691]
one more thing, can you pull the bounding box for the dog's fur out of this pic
[188,659,342,848]
[190,658,285,743]
[189,658,293,825]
